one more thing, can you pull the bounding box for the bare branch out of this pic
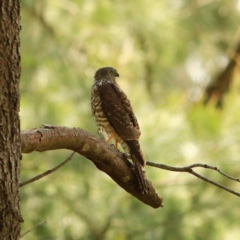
[21,125,240,205]
[147,161,240,197]
[21,125,163,208]
[20,152,75,187]
[190,169,240,197]
[147,162,240,181]
[20,220,46,238]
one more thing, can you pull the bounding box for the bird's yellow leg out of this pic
[107,133,115,143]
[107,133,118,149]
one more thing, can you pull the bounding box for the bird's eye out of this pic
[108,70,113,74]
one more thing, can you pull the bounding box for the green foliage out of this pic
[20,0,240,239]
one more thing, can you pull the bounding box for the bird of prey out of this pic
[91,67,147,194]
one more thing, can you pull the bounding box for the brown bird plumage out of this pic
[91,67,147,194]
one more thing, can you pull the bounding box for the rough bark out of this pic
[0,1,23,239]
[21,125,163,208]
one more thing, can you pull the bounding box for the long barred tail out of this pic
[125,140,148,194]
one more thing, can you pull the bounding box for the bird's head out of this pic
[94,67,119,83]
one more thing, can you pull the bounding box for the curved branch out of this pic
[21,125,163,209]
[147,161,240,197]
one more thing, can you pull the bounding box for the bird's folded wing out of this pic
[98,82,140,140]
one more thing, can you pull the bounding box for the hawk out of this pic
[91,67,147,194]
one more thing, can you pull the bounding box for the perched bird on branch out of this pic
[91,67,148,194]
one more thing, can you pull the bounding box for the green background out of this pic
[20,0,240,239]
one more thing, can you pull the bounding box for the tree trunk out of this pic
[0,1,22,239]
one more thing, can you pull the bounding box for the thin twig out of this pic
[147,162,240,182]
[147,161,240,197]
[217,168,240,182]
[20,220,47,238]
[190,169,240,197]
[20,152,75,187]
